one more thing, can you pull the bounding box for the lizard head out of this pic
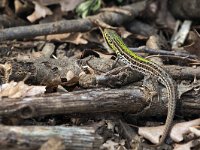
[100,28,125,55]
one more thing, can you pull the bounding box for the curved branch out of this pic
[0,1,146,41]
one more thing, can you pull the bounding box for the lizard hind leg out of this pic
[124,75,162,118]
[128,76,160,118]
[142,75,161,107]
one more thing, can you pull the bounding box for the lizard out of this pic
[100,27,176,147]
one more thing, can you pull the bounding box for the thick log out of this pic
[0,86,199,119]
[0,125,102,150]
[1,57,200,86]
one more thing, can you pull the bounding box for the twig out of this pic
[0,1,146,41]
[129,47,198,59]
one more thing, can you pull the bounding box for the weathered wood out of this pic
[0,125,103,150]
[0,1,146,41]
[0,86,199,119]
[1,57,200,86]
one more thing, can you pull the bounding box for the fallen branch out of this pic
[2,57,200,86]
[0,86,199,119]
[0,125,102,150]
[129,47,198,59]
[0,1,146,41]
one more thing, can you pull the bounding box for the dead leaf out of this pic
[46,33,70,41]
[65,33,88,45]
[102,140,119,150]
[27,1,53,23]
[184,30,200,58]
[102,140,127,150]
[31,51,44,59]
[17,50,45,60]
[26,85,46,97]
[39,136,65,150]
[66,70,75,81]
[0,81,29,98]
[46,33,88,44]
[170,118,200,142]
[36,0,61,6]
[60,0,84,12]
[100,7,131,16]
[138,125,164,144]
[118,27,132,39]
[174,139,200,150]
[189,126,200,137]
[64,70,79,86]
[174,141,194,150]
[0,81,46,98]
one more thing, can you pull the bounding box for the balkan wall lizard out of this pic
[100,28,176,147]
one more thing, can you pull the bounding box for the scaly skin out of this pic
[100,28,176,147]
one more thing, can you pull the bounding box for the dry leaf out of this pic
[102,140,119,150]
[189,126,200,137]
[60,0,84,12]
[65,70,79,86]
[0,81,29,98]
[102,140,127,150]
[46,33,70,41]
[184,30,200,57]
[66,70,75,81]
[27,1,53,22]
[36,0,61,6]
[46,33,88,44]
[0,81,46,98]
[39,136,65,150]
[34,0,84,13]
[174,139,200,150]
[17,50,44,60]
[25,85,46,97]
[138,125,164,144]
[170,118,200,142]
[65,33,88,45]
[118,27,132,39]
[174,141,194,150]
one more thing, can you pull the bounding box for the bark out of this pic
[0,86,199,119]
[0,125,102,150]
[0,1,146,41]
[1,57,200,86]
